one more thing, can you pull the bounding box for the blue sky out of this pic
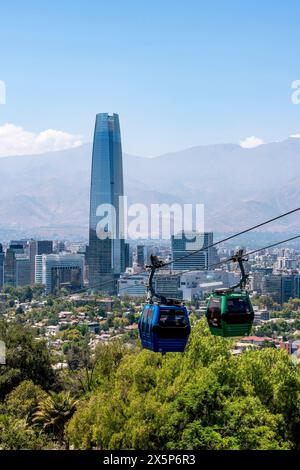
[1,0,300,156]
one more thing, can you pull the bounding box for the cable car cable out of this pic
[161,207,300,269]
[159,234,300,278]
[66,210,300,295]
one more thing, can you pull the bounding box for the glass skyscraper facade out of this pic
[4,241,26,287]
[88,113,125,292]
[171,231,213,271]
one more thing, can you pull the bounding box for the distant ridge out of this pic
[0,139,299,239]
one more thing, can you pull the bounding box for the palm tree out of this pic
[33,391,77,443]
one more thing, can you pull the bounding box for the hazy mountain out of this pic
[0,138,299,240]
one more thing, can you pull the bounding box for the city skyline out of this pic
[1,1,300,455]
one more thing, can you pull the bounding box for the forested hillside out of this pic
[0,320,299,450]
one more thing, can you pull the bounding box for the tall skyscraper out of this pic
[4,241,26,287]
[35,255,44,285]
[29,240,53,284]
[124,242,131,269]
[15,255,31,286]
[88,113,125,293]
[171,231,213,271]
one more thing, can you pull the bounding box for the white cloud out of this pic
[239,136,265,149]
[290,133,300,138]
[0,123,83,157]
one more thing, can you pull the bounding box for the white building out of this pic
[179,269,238,301]
[118,273,148,297]
[36,254,84,294]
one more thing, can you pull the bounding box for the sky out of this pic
[1,0,300,156]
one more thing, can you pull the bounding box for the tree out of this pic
[0,321,56,398]
[3,380,47,423]
[66,320,299,450]
[0,415,49,450]
[33,391,77,444]
[66,343,96,393]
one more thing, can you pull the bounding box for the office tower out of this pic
[29,240,53,284]
[261,274,299,305]
[171,232,213,271]
[210,246,220,266]
[261,274,294,304]
[4,249,16,287]
[136,245,146,267]
[35,255,43,285]
[281,275,294,304]
[250,271,264,294]
[261,274,282,303]
[15,255,31,286]
[4,241,25,287]
[124,242,131,269]
[294,275,300,299]
[0,244,4,289]
[40,254,84,294]
[88,113,125,293]
[54,241,66,253]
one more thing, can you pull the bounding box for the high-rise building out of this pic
[294,275,300,299]
[15,255,31,286]
[261,274,282,304]
[29,240,53,284]
[4,241,26,287]
[39,254,84,294]
[88,113,125,293]
[262,274,298,304]
[35,255,44,285]
[136,245,146,267]
[281,275,294,304]
[250,271,264,293]
[0,244,4,289]
[172,232,213,271]
[124,242,131,269]
[210,246,220,266]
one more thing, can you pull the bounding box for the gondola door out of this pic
[142,305,154,350]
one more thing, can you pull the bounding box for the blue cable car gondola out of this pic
[139,255,191,353]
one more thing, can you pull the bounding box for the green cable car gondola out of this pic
[205,249,254,337]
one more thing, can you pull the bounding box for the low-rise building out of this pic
[118,273,148,297]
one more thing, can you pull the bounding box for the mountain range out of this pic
[0,138,299,240]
